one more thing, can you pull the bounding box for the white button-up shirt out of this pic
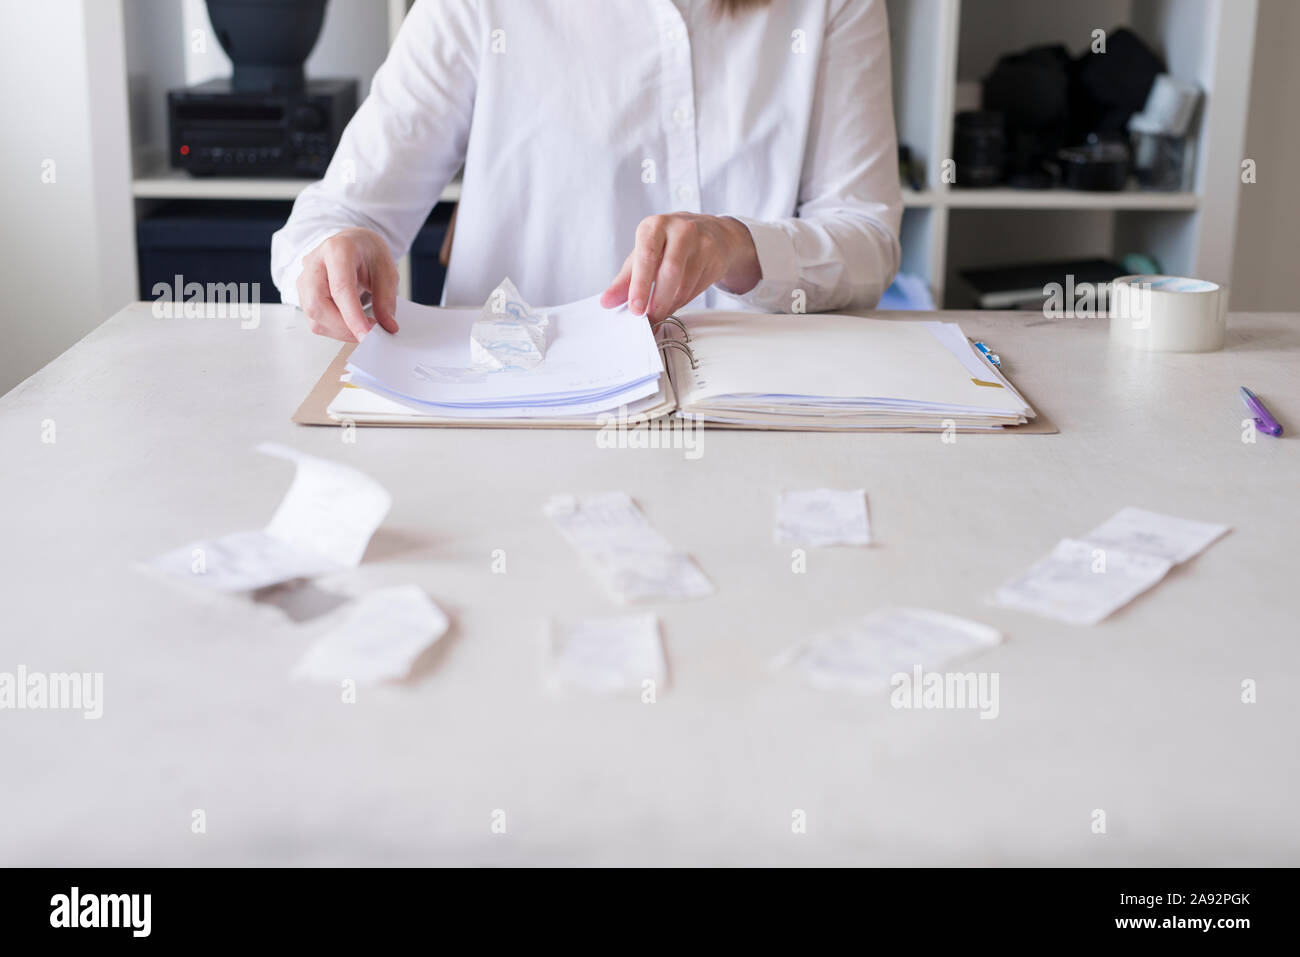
[271,0,902,314]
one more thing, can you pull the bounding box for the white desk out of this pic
[2,304,1297,866]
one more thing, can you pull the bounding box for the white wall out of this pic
[124,0,189,171]
[1231,0,1300,312]
[0,0,136,395]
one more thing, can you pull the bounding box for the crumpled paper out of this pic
[469,277,549,372]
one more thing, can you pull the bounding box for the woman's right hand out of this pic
[296,227,400,341]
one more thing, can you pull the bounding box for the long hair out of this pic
[713,0,772,15]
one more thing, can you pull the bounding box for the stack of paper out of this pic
[320,292,1038,432]
[334,295,671,421]
[663,313,1034,430]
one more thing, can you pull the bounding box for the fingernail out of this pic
[630,300,645,314]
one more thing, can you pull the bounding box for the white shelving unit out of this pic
[131,164,461,203]
[943,188,1200,211]
[118,0,1257,308]
[888,0,1257,306]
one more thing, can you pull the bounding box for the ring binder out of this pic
[657,338,698,369]
[651,315,691,341]
[301,302,1053,434]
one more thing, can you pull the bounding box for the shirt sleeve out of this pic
[269,0,481,306]
[725,0,903,314]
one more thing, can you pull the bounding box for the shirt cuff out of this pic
[722,215,801,310]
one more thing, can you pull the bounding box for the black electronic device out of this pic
[167,77,357,177]
[166,0,356,178]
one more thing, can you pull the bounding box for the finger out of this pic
[303,289,354,341]
[297,257,331,319]
[628,218,667,316]
[308,298,354,341]
[368,257,400,334]
[325,248,375,341]
[647,229,692,323]
[299,260,354,341]
[600,253,634,309]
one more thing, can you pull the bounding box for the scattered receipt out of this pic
[469,277,549,372]
[544,492,713,604]
[293,585,449,684]
[547,614,666,695]
[1081,507,1229,564]
[992,538,1173,627]
[144,443,392,592]
[774,488,871,546]
[991,507,1229,626]
[773,607,1002,695]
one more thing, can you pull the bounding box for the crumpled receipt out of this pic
[292,585,450,685]
[547,614,667,696]
[143,443,392,593]
[469,277,549,372]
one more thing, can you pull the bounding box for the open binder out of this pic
[293,297,1056,434]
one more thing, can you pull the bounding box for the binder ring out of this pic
[658,338,698,369]
[651,315,691,341]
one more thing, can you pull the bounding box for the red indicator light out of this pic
[180,145,190,156]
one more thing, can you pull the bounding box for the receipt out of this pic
[293,585,449,684]
[144,443,392,592]
[469,277,549,372]
[990,507,1229,626]
[1082,507,1229,564]
[774,488,872,546]
[991,538,1173,626]
[773,607,1002,694]
[547,614,666,695]
[544,492,714,604]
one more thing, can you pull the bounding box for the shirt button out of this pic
[675,185,693,203]
[672,105,692,127]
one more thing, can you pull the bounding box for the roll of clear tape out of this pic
[1108,275,1226,353]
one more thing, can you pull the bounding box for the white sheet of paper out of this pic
[991,538,1173,626]
[1082,507,1230,564]
[346,295,662,408]
[547,614,666,695]
[773,607,1002,694]
[292,585,449,684]
[144,443,392,592]
[774,488,872,546]
[669,312,1031,416]
[544,492,714,604]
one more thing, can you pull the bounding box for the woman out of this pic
[271,0,901,341]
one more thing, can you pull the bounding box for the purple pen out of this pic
[1241,387,1283,437]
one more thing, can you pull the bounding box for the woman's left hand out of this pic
[600,213,761,322]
